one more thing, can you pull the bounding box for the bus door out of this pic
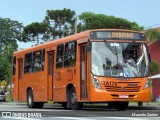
[80,44,88,100]
[47,51,54,100]
[18,58,23,101]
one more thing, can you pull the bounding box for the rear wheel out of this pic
[27,89,44,108]
[27,89,34,108]
[70,87,83,110]
[61,102,67,109]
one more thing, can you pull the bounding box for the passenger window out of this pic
[56,44,64,68]
[24,53,32,73]
[42,49,45,71]
[64,42,76,67]
[33,50,42,72]
[24,49,45,73]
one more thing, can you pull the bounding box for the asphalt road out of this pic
[0,102,160,120]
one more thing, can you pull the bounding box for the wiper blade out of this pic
[104,40,117,55]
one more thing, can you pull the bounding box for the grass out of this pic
[129,102,160,106]
[6,94,13,102]
[47,101,54,104]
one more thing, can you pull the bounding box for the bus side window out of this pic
[24,53,32,73]
[56,44,64,68]
[42,49,45,71]
[64,41,76,67]
[33,50,42,72]
[12,57,16,75]
[64,43,69,66]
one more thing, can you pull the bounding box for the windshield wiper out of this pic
[104,40,117,55]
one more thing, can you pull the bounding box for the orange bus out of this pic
[11,29,151,110]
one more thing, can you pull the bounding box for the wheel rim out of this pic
[71,92,76,105]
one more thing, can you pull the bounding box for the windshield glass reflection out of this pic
[91,42,150,77]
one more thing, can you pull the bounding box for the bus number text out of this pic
[101,81,118,86]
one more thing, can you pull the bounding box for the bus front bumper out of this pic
[89,87,151,102]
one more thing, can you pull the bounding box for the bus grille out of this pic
[104,82,141,92]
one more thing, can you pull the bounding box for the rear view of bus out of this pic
[89,30,151,110]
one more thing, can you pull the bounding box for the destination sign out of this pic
[90,31,145,40]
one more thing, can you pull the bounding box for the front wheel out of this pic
[115,102,128,110]
[70,87,83,110]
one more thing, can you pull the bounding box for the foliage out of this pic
[6,94,13,102]
[44,8,76,39]
[23,22,48,43]
[0,18,23,84]
[150,61,160,74]
[78,12,143,32]
[0,18,24,44]
[23,10,144,42]
[0,43,17,85]
[145,29,160,43]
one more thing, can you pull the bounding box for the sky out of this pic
[1,0,160,49]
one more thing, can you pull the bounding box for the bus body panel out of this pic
[89,86,151,102]
[23,72,47,102]
[88,77,151,102]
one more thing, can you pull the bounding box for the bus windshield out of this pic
[91,42,150,77]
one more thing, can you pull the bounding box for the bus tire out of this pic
[70,87,83,110]
[62,102,67,109]
[27,89,35,108]
[108,102,115,109]
[27,89,44,108]
[115,102,128,110]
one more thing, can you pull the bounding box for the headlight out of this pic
[92,75,101,89]
[144,78,151,89]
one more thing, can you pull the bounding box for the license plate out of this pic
[119,95,128,98]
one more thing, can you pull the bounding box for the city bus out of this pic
[11,29,151,110]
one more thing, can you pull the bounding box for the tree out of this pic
[78,12,109,31]
[150,61,160,75]
[23,22,48,44]
[0,18,24,45]
[0,18,23,85]
[45,8,76,39]
[78,12,143,32]
[0,42,16,84]
[145,29,160,43]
